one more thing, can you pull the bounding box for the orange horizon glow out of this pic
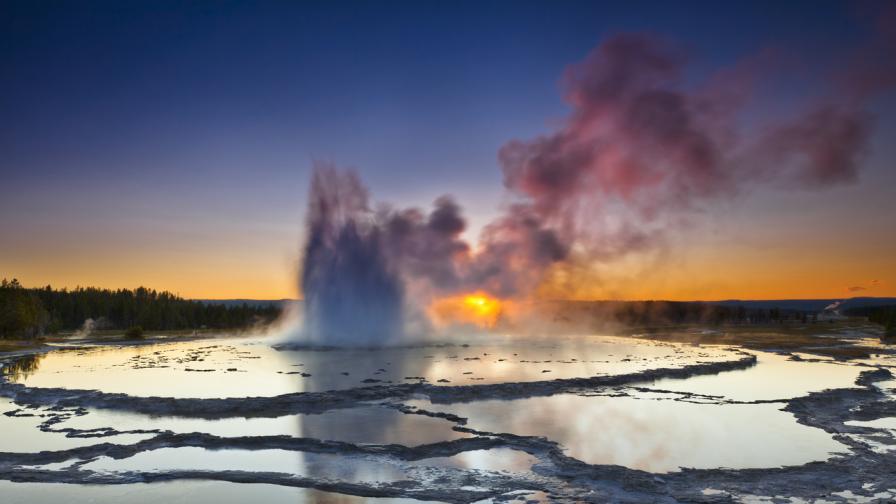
[3,217,894,301]
[3,266,894,302]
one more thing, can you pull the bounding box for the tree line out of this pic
[608,301,811,326]
[544,300,821,328]
[845,305,896,338]
[0,278,281,339]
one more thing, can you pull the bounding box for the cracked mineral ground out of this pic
[1,327,895,503]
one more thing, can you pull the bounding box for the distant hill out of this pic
[708,297,896,312]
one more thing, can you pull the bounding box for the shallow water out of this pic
[0,480,420,504]
[407,447,538,473]
[83,447,409,482]
[0,398,152,452]
[55,405,468,446]
[406,392,849,472]
[8,335,738,397]
[650,351,864,401]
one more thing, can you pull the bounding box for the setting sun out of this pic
[431,292,505,328]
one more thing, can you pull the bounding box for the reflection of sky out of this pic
[0,481,417,504]
[651,351,864,401]
[57,405,468,446]
[12,336,737,397]
[0,398,149,452]
[1,2,894,299]
[83,447,407,483]
[409,395,849,473]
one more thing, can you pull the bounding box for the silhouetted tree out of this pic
[0,278,48,338]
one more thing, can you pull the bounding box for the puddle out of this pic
[409,447,537,473]
[407,393,849,472]
[0,399,152,452]
[0,480,420,503]
[846,418,896,430]
[83,447,407,482]
[55,405,468,446]
[650,351,864,401]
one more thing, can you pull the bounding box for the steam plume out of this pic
[299,21,895,344]
[500,30,893,244]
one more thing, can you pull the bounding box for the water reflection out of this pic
[1,353,45,381]
[56,405,468,446]
[0,399,151,452]
[297,406,468,446]
[7,336,741,398]
[407,393,849,472]
[0,480,420,504]
[651,351,864,401]
[0,332,878,503]
[83,447,408,483]
[407,448,537,473]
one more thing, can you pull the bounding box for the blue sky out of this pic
[2,1,893,298]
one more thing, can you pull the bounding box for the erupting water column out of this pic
[300,166,405,346]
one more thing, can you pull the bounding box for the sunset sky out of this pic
[2,1,895,300]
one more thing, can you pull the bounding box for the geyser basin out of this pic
[2,332,894,503]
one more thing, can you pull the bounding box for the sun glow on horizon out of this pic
[430,292,505,328]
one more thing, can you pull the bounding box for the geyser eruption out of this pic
[301,167,404,346]
[297,22,894,346]
[298,163,568,345]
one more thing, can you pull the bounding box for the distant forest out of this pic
[0,278,281,339]
[542,300,896,337]
[546,300,818,327]
[845,305,896,337]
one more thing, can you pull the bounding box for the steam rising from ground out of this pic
[298,21,895,345]
[71,318,97,339]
